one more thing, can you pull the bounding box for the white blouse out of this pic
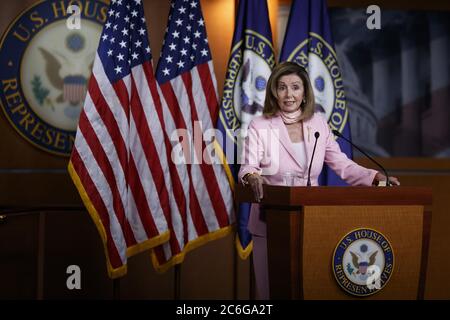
[291,141,307,171]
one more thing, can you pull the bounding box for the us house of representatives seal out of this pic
[333,228,395,297]
[0,0,107,156]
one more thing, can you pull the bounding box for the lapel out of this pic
[270,115,306,170]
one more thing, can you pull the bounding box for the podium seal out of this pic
[332,228,394,297]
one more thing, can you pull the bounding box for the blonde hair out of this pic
[263,61,315,121]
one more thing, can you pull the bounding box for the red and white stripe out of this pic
[152,61,234,268]
[70,54,172,276]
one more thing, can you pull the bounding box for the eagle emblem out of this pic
[333,228,394,297]
[37,32,94,119]
[234,49,271,141]
[349,244,378,277]
[240,57,265,115]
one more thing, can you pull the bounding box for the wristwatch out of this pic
[242,172,258,185]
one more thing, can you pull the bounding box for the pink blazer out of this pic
[238,113,377,236]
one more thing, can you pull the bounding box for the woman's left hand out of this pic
[373,172,400,186]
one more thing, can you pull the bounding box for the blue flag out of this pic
[280,0,352,186]
[217,0,275,259]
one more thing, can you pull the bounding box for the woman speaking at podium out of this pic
[238,61,399,299]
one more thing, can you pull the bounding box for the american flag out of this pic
[152,0,234,271]
[68,0,174,278]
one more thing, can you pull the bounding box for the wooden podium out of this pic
[236,185,432,300]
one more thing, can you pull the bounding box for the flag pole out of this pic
[113,278,120,300]
[233,195,238,299]
[249,254,255,299]
[233,73,239,299]
[174,264,181,300]
[233,247,238,299]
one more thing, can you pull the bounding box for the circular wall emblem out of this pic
[0,0,108,156]
[332,228,394,297]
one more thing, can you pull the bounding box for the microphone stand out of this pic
[307,132,320,186]
[332,130,391,187]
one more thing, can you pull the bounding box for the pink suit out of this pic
[238,113,377,299]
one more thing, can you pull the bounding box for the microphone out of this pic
[332,130,391,187]
[307,131,320,186]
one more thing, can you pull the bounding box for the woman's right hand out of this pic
[246,173,264,202]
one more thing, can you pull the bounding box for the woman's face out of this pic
[276,73,305,113]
